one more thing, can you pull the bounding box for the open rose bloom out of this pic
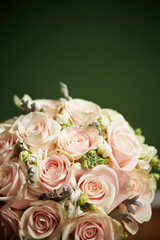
[0,83,159,240]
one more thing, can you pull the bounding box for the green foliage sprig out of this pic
[82,150,108,169]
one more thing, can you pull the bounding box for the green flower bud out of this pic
[80,202,96,211]
[88,150,97,158]
[62,121,72,129]
[28,158,36,165]
[135,128,142,136]
[82,150,108,169]
[89,204,97,211]
[150,155,158,166]
[97,146,103,155]
[96,158,105,165]
[152,173,160,181]
[123,232,128,239]
[154,161,160,171]
[19,150,30,161]
[77,192,88,206]
[104,157,109,164]
[82,159,89,169]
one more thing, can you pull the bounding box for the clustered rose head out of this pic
[62,212,123,240]
[19,201,64,240]
[0,87,158,240]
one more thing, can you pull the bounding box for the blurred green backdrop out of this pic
[0,0,160,153]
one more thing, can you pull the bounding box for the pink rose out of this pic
[71,164,133,213]
[34,99,61,119]
[118,168,156,235]
[19,200,64,240]
[34,99,61,111]
[58,126,103,160]
[0,160,38,209]
[0,118,16,134]
[107,121,141,171]
[64,99,101,125]
[62,212,123,240]
[0,208,21,240]
[12,112,61,148]
[38,153,71,194]
[129,168,156,206]
[0,131,16,165]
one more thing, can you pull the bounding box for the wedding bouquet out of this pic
[0,83,159,240]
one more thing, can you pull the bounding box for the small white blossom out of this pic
[64,190,83,219]
[138,144,157,171]
[140,144,157,162]
[97,141,112,158]
[98,115,110,131]
[13,94,32,108]
[56,109,70,125]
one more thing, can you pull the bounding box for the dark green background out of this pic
[0,0,160,153]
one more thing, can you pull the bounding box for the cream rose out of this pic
[11,112,61,148]
[0,160,38,210]
[107,121,141,171]
[64,99,101,125]
[58,126,103,160]
[62,212,123,240]
[19,200,64,240]
[0,131,16,165]
[38,153,71,194]
[71,164,133,213]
